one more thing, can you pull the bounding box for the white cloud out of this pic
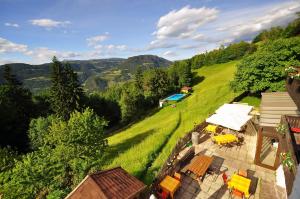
[26,47,80,64]
[216,1,300,42]
[88,44,128,58]
[0,37,80,64]
[85,33,128,58]
[179,44,200,50]
[162,50,177,57]
[4,22,19,28]
[146,1,300,52]
[0,37,28,53]
[0,59,23,65]
[146,5,218,51]
[30,18,71,29]
[146,39,178,50]
[0,37,129,65]
[154,6,218,41]
[94,44,127,51]
[86,33,109,46]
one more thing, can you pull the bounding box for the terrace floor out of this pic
[173,125,287,199]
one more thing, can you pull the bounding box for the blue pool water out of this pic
[165,94,186,101]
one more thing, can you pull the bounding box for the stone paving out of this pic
[173,125,284,199]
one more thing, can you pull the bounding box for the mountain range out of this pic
[0,55,172,93]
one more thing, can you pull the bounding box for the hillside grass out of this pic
[239,96,261,108]
[99,61,240,183]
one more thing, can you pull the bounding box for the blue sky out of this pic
[0,0,300,64]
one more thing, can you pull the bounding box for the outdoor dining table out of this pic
[212,134,238,145]
[228,174,251,198]
[187,155,214,179]
[159,175,180,199]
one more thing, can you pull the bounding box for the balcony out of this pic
[286,68,300,109]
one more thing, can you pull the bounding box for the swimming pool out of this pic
[165,94,186,101]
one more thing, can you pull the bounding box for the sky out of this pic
[0,0,300,65]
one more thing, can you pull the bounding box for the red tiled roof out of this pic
[181,86,192,90]
[66,167,146,199]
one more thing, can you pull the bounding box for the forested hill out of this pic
[0,55,172,93]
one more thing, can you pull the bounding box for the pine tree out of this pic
[134,66,143,92]
[0,65,33,150]
[50,57,83,120]
[3,65,22,86]
[181,63,192,86]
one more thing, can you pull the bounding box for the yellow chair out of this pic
[205,124,218,134]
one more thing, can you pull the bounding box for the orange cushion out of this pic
[233,189,244,197]
[291,127,300,133]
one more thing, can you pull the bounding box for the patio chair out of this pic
[221,142,235,151]
[207,155,226,181]
[248,176,259,195]
[222,172,229,185]
[157,190,169,199]
[236,136,245,150]
[204,124,218,135]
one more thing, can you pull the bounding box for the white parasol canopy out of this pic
[206,103,253,131]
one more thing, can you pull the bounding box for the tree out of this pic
[0,147,19,173]
[168,61,192,90]
[189,41,255,69]
[28,115,57,150]
[231,37,300,93]
[143,68,170,104]
[252,14,300,43]
[0,108,108,198]
[134,66,144,93]
[32,89,53,117]
[3,65,22,86]
[284,13,300,38]
[178,61,192,87]
[84,93,121,127]
[46,108,108,159]
[252,27,284,43]
[0,66,33,150]
[119,83,144,123]
[50,57,83,120]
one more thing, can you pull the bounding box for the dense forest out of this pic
[1,14,300,199]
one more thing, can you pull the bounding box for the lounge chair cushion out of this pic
[291,127,300,133]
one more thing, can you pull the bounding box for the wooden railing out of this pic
[286,115,300,129]
[153,121,208,185]
[286,78,300,110]
[280,115,300,195]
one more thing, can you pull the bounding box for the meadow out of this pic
[100,61,240,183]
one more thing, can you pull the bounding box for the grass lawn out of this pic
[99,61,240,184]
[239,96,261,108]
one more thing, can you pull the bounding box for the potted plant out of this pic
[285,66,297,75]
[276,123,288,137]
[285,67,298,84]
[293,73,300,80]
[280,152,295,171]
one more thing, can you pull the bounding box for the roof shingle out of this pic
[66,167,146,199]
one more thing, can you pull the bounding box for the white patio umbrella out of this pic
[206,104,253,131]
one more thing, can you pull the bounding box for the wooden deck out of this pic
[259,92,300,127]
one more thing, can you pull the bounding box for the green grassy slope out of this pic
[239,96,261,108]
[99,61,240,183]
